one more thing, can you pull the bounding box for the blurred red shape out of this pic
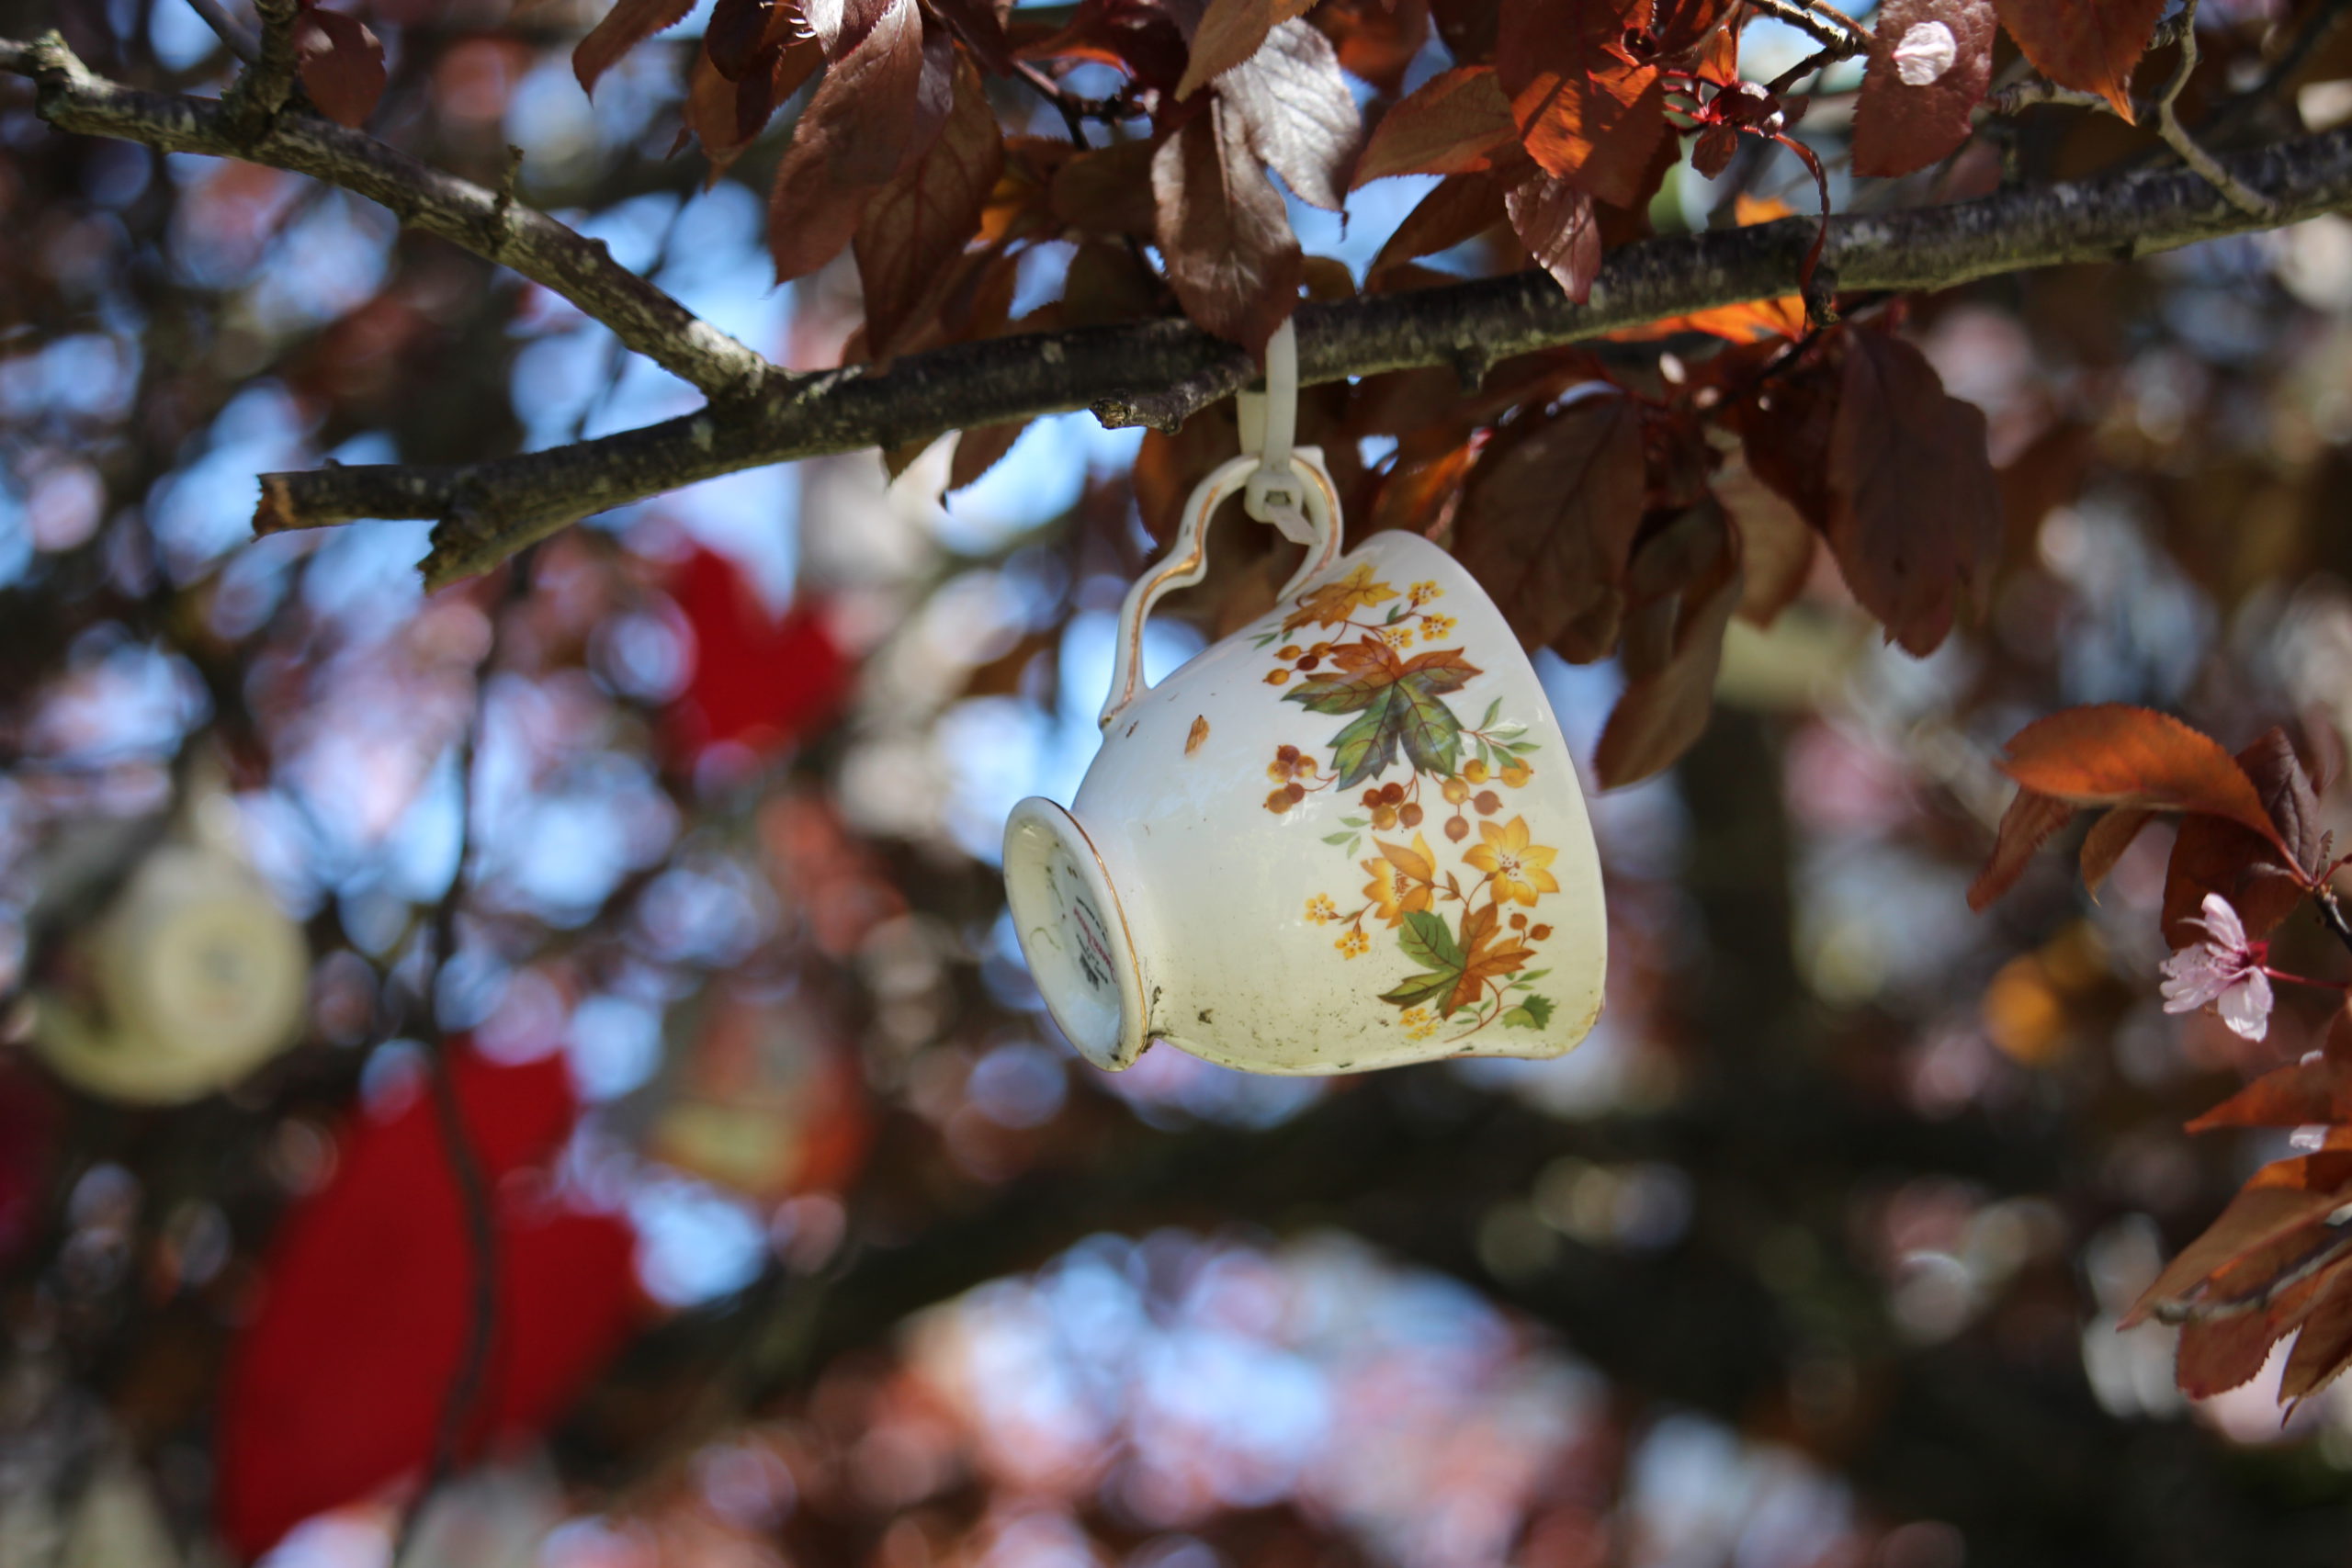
[216,1046,641,1560]
[665,547,852,767]
[0,1062,58,1267]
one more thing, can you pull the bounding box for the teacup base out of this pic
[1003,797,1148,1071]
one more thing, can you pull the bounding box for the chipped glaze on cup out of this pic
[1005,465,1607,1077]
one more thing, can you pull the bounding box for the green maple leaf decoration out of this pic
[1502,995,1555,1030]
[1288,642,1482,788]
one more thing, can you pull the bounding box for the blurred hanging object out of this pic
[664,545,853,769]
[215,1044,641,1559]
[24,766,308,1104]
[646,982,872,1201]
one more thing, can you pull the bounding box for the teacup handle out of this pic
[1098,446,1343,730]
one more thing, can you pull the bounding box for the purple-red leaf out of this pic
[1495,0,1667,210]
[1151,99,1304,354]
[1824,326,2002,656]
[574,0,695,98]
[1177,0,1316,97]
[1990,0,2165,120]
[1595,500,1745,787]
[1503,164,1600,301]
[295,7,388,127]
[1365,169,1504,282]
[1453,393,1644,655]
[1216,18,1362,210]
[855,51,1004,357]
[1852,0,1996,177]
[1351,65,1517,186]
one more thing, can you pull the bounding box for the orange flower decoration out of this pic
[1464,816,1560,908]
[1361,833,1437,927]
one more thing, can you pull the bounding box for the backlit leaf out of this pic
[573,0,692,97]
[1351,66,1517,186]
[855,50,1005,357]
[1177,0,1317,97]
[1495,0,1666,209]
[1990,0,2165,120]
[1217,19,1363,210]
[1366,170,1507,282]
[1965,787,2072,911]
[1504,164,1600,301]
[1995,705,2297,861]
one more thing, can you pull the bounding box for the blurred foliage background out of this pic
[13,0,2352,1565]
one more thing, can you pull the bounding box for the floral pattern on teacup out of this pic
[1256,571,1559,1044]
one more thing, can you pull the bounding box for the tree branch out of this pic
[230,124,2352,587]
[3,31,774,403]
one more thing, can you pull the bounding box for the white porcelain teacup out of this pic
[1004,448,1607,1076]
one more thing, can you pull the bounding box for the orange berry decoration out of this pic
[1444,816,1470,843]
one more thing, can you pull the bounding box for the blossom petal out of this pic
[2196,893,2247,951]
[2218,969,2274,1042]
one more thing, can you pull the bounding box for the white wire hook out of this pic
[1235,320,1317,547]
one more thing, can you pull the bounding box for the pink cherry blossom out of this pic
[2159,893,2274,1041]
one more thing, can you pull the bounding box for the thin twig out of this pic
[222,122,2352,584]
[1744,0,1868,59]
[6,31,772,402]
[390,554,532,1568]
[180,0,259,63]
[2155,0,2278,217]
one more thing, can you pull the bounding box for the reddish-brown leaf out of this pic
[1966,787,2074,912]
[1364,438,1476,536]
[929,0,1017,74]
[1151,99,1305,354]
[1365,169,1506,281]
[1017,0,1193,92]
[1990,0,2165,120]
[1060,238,1163,324]
[1645,0,1739,58]
[1715,451,1815,628]
[950,420,1028,491]
[1995,705,2296,860]
[1178,0,1317,96]
[1594,500,1744,787]
[1496,0,1666,209]
[1050,139,1161,238]
[1824,327,2002,656]
[1351,66,1517,186]
[1313,0,1430,92]
[831,0,927,182]
[2125,1152,2352,1325]
[2078,805,2154,897]
[1454,394,1644,655]
[765,0,924,280]
[1733,341,1840,527]
[855,51,1004,357]
[2188,1050,2352,1133]
[708,0,777,79]
[2240,727,2327,874]
[1216,19,1362,210]
[574,0,695,97]
[1851,0,1996,177]
[295,7,387,127]
[2164,817,2312,947]
[2177,1269,2328,1399]
[1503,164,1600,301]
[2283,1260,2352,1402]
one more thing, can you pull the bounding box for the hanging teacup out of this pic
[1003,325,1607,1076]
